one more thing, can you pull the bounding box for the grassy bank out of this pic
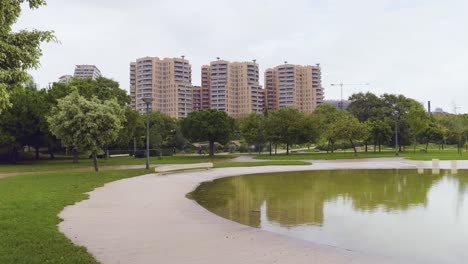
[255,150,468,161]
[213,160,311,168]
[0,169,149,264]
[0,155,238,173]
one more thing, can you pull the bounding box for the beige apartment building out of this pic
[73,65,102,80]
[205,59,264,118]
[265,63,324,112]
[130,57,192,118]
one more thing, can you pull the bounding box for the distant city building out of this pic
[264,63,323,113]
[323,99,351,110]
[58,74,73,84]
[205,59,264,118]
[130,56,192,119]
[433,107,448,115]
[73,65,102,80]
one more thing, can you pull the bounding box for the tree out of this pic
[240,113,267,154]
[348,92,387,152]
[314,104,343,153]
[423,119,447,152]
[0,0,55,113]
[348,92,385,123]
[381,94,419,153]
[147,111,178,154]
[181,109,235,157]
[47,92,125,171]
[47,77,130,106]
[266,108,309,155]
[0,86,49,162]
[405,104,430,153]
[365,119,392,152]
[329,112,368,155]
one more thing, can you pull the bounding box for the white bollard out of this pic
[417,161,424,174]
[432,159,440,175]
[451,160,458,174]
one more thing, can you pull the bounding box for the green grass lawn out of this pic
[255,149,468,161]
[213,160,311,168]
[0,155,238,173]
[0,169,149,264]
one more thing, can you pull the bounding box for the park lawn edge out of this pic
[0,168,150,264]
[213,161,311,168]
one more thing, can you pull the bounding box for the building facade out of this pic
[264,63,324,113]
[323,99,350,110]
[130,57,192,119]
[73,65,102,79]
[206,59,264,118]
[199,65,211,110]
[58,74,73,84]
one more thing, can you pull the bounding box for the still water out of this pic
[190,170,468,264]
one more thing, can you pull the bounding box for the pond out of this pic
[190,169,468,264]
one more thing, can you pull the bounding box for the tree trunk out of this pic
[209,140,215,157]
[105,149,109,159]
[269,142,272,156]
[49,147,55,160]
[373,141,377,153]
[378,139,381,152]
[73,149,79,163]
[286,143,289,155]
[35,147,40,160]
[425,139,429,152]
[9,146,18,163]
[331,141,335,154]
[274,144,277,155]
[92,151,99,172]
[364,141,368,153]
[350,139,357,156]
[133,137,137,157]
[326,139,330,154]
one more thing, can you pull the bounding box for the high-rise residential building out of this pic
[264,63,324,113]
[73,65,102,79]
[130,56,192,119]
[199,65,211,110]
[192,86,203,111]
[58,74,73,84]
[206,59,264,118]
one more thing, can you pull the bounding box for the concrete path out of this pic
[58,158,468,264]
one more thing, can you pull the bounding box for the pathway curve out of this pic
[58,158,468,264]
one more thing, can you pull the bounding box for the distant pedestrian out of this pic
[197,145,202,155]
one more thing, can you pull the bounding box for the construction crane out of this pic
[330,83,370,109]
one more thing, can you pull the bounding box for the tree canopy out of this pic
[181,109,235,156]
[47,92,125,171]
[0,0,55,113]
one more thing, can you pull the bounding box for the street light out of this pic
[142,97,153,169]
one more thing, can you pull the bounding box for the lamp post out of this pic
[393,109,399,156]
[142,97,153,169]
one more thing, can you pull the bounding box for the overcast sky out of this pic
[15,0,468,113]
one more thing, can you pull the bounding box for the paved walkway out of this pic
[58,158,468,264]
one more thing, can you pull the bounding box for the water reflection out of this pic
[193,170,451,227]
[191,170,468,264]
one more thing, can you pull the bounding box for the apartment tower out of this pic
[73,65,102,79]
[265,63,324,112]
[130,57,192,118]
[207,59,264,118]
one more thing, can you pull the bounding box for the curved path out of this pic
[59,158,468,264]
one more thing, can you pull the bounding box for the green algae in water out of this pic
[191,169,468,264]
